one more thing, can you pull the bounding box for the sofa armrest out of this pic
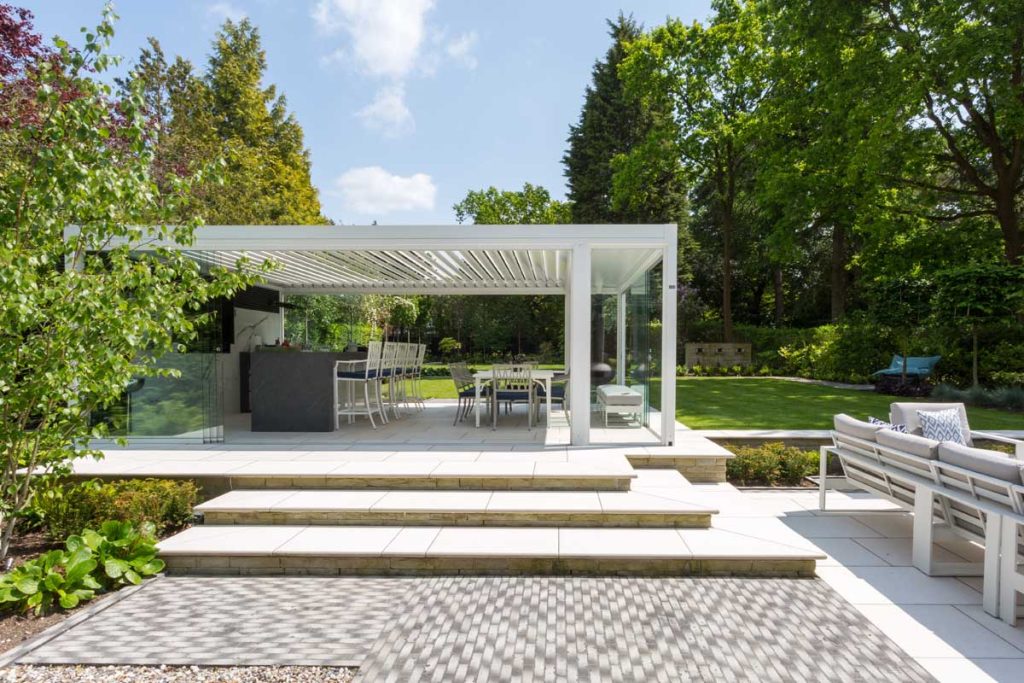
[971,430,1024,459]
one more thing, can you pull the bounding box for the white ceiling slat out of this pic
[183,243,653,295]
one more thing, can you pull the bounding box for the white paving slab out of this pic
[559,528,690,559]
[276,526,402,556]
[426,527,559,558]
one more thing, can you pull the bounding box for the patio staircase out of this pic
[156,453,823,577]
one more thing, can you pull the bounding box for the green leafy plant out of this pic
[0,547,100,614]
[75,521,164,589]
[725,442,818,487]
[0,520,163,615]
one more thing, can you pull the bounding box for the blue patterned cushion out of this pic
[917,408,966,445]
[868,416,907,433]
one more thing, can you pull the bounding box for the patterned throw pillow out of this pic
[917,408,966,445]
[868,416,907,433]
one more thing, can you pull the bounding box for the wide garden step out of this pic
[71,454,636,492]
[195,489,716,528]
[157,525,822,577]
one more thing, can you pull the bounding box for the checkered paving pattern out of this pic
[19,576,414,666]
[356,577,934,683]
[18,576,932,681]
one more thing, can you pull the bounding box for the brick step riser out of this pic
[199,511,712,529]
[79,475,633,496]
[163,555,814,578]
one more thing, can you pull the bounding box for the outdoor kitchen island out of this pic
[248,350,359,431]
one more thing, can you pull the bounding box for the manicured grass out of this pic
[420,378,457,400]
[673,377,1024,430]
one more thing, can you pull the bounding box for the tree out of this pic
[768,0,1024,266]
[620,1,768,341]
[0,7,258,559]
[453,183,571,225]
[564,14,688,226]
[932,264,1024,387]
[123,20,324,225]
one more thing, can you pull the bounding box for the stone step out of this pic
[195,489,716,528]
[157,525,822,577]
[72,456,636,493]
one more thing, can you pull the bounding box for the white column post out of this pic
[616,291,626,386]
[569,243,591,446]
[563,291,571,372]
[659,226,678,446]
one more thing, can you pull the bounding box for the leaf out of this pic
[140,559,165,575]
[103,558,129,579]
[43,573,64,592]
[59,592,79,609]
[123,569,141,585]
[65,558,98,586]
[15,578,39,596]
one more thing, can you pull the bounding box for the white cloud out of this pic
[206,1,247,22]
[334,166,436,214]
[312,0,434,79]
[445,30,478,69]
[356,84,414,137]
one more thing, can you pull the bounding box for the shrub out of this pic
[438,337,462,356]
[932,384,1024,412]
[991,371,1024,388]
[725,442,818,487]
[33,478,198,541]
[0,521,163,615]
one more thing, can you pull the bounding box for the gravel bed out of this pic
[1,665,356,682]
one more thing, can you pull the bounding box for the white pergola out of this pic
[107,224,678,446]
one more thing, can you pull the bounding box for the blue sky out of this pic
[20,0,712,224]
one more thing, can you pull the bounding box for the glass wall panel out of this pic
[93,352,223,442]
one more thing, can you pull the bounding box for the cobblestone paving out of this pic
[356,576,934,683]
[17,576,414,667]
[14,576,932,682]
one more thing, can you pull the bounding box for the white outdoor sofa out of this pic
[819,402,1024,625]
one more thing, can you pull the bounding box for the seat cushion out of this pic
[597,384,643,406]
[876,429,940,460]
[833,414,881,442]
[938,442,1022,483]
[918,408,967,445]
[495,390,530,401]
[535,385,565,398]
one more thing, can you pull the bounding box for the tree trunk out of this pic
[972,325,979,388]
[830,224,847,321]
[773,266,784,326]
[722,211,734,343]
[995,189,1021,265]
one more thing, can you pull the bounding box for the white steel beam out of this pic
[659,226,678,446]
[616,291,626,386]
[569,243,591,446]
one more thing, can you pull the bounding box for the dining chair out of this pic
[449,362,483,425]
[490,364,535,430]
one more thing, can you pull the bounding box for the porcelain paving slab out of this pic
[370,490,494,511]
[677,529,827,560]
[157,525,303,556]
[194,490,298,512]
[270,490,389,511]
[425,527,559,558]
[558,528,691,558]
[276,527,402,556]
[486,491,602,512]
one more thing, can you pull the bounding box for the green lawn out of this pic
[673,377,1024,430]
[421,374,1024,430]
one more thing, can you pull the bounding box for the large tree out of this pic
[453,182,571,225]
[620,1,768,341]
[768,0,1024,266]
[563,14,688,226]
[123,19,324,225]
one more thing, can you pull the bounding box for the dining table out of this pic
[473,369,557,427]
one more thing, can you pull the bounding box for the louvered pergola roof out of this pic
[118,225,673,295]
